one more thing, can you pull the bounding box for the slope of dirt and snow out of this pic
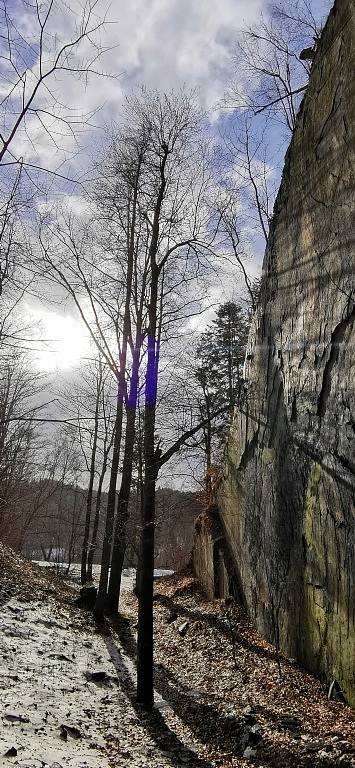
[0,597,112,767]
[1,545,355,768]
[118,575,355,768]
[0,545,114,767]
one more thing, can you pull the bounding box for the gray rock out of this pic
[193,0,355,708]
[305,742,322,753]
[85,670,111,684]
[4,745,17,757]
[77,584,97,609]
[4,712,30,723]
[177,621,189,637]
[59,723,82,740]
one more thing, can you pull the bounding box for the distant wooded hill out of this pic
[8,480,201,572]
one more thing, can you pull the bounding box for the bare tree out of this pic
[38,206,127,607]
[228,0,327,131]
[79,362,103,584]
[127,90,219,706]
[0,340,56,548]
[216,0,329,283]
[0,0,113,306]
[34,429,85,571]
[60,356,114,583]
[90,123,152,615]
[87,399,114,581]
[0,0,111,171]
[92,128,150,618]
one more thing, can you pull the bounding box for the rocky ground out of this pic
[1,544,355,768]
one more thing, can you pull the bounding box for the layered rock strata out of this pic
[194,0,355,704]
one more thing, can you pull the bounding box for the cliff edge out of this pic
[194,0,355,705]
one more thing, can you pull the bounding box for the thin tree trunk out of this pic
[94,393,123,620]
[137,271,160,707]
[81,385,100,584]
[134,418,144,597]
[137,403,157,707]
[107,338,141,613]
[68,485,79,575]
[106,407,136,613]
[87,458,106,582]
[87,404,113,582]
[136,144,167,706]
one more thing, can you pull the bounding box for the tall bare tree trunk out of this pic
[107,342,141,613]
[137,250,163,706]
[87,478,103,583]
[87,436,111,582]
[136,138,168,706]
[94,393,123,620]
[106,406,136,612]
[137,362,158,707]
[134,414,144,597]
[81,378,101,584]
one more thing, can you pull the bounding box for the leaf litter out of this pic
[1,545,355,768]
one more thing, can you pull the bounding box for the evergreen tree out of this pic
[196,301,249,473]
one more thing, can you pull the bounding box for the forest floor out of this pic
[1,545,355,768]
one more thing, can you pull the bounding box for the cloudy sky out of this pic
[9,0,266,176]
[4,0,329,373]
[99,0,264,103]
[7,0,266,371]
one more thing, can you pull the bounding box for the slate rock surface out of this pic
[194,0,355,706]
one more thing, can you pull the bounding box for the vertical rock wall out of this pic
[196,0,355,705]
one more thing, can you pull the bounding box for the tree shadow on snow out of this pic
[104,631,215,766]
[153,591,284,667]
[105,615,243,766]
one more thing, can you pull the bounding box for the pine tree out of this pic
[196,301,249,472]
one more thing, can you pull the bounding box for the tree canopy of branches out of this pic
[0,0,112,304]
[229,0,327,131]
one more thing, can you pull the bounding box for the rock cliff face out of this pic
[194,0,355,704]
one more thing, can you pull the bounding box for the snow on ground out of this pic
[0,558,182,768]
[0,595,177,768]
[0,596,115,767]
[33,563,174,593]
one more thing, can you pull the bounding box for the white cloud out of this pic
[6,0,269,375]
[101,0,265,110]
[6,0,266,172]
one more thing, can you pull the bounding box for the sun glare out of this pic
[28,306,92,371]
